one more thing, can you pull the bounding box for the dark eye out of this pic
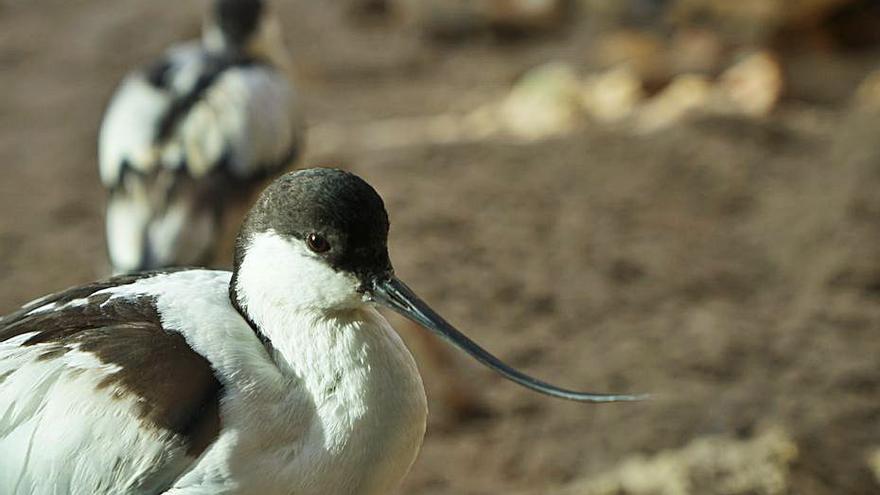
[306,233,331,254]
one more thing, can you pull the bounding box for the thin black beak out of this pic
[370,277,647,403]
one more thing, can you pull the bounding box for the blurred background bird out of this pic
[5,0,880,492]
[99,0,303,274]
[96,0,489,423]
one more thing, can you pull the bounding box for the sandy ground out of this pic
[1,1,879,494]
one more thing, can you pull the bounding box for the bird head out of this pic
[230,168,647,404]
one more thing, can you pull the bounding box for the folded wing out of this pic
[0,273,222,494]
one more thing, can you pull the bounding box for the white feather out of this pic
[24,302,57,317]
[167,64,301,179]
[98,43,204,185]
[0,336,188,494]
[98,76,170,184]
[105,187,152,273]
[100,40,302,272]
[2,252,426,494]
[99,42,300,186]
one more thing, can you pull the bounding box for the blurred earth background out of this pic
[1,0,879,493]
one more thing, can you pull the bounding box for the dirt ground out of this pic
[1,1,879,494]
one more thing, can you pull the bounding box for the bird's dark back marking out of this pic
[0,269,222,457]
[155,54,263,144]
[1,271,154,332]
[145,58,174,89]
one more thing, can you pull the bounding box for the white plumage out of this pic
[0,330,186,494]
[99,0,303,273]
[0,267,426,495]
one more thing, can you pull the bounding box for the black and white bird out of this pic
[0,168,643,494]
[99,0,303,274]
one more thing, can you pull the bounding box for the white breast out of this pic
[113,270,428,494]
[196,310,427,495]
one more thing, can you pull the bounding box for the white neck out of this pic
[231,231,428,493]
[232,231,372,376]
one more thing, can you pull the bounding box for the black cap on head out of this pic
[231,168,647,405]
[234,168,392,282]
[214,0,265,46]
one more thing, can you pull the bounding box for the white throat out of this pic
[232,230,374,377]
[231,231,427,493]
[235,230,364,312]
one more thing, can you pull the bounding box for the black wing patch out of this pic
[1,271,154,331]
[1,270,222,457]
[145,57,175,89]
[155,53,263,144]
